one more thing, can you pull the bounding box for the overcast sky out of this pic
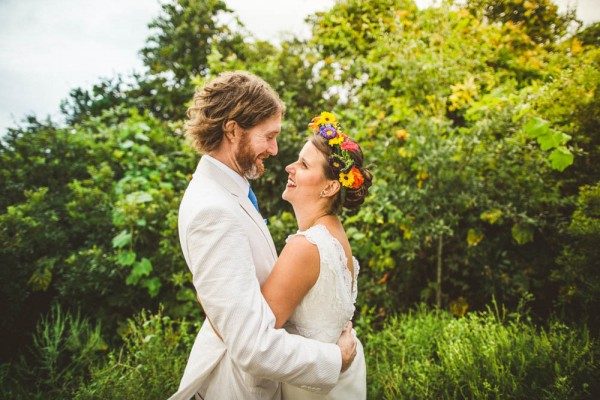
[1,0,598,135]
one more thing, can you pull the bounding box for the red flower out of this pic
[341,139,359,152]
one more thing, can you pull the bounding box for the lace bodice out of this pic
[283,224,359,344]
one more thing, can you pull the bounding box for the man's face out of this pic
[236,113,281,180]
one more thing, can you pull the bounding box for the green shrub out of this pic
[553,182,600,331]
[6,306,596,399]
[73,307,199,400]
[1,304,105,400]
[364,306,599,399]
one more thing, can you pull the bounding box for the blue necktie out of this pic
[248,186,260,212]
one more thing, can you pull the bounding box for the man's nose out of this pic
[268,138,278,156]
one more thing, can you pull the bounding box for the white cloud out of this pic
[224,0,336,41]
[0,0,598,134]
[0,0,161,132]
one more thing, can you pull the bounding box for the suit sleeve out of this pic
[185,204,342,392]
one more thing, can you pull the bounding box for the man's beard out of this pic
[236,134,266,180]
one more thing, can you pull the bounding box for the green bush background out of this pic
[1,0,599,398]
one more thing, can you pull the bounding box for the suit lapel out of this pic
[195,157,277,259]
[238,198,277,259]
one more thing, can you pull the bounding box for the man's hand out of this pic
[337,321,357,372]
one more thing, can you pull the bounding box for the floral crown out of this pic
[308,111,365,190]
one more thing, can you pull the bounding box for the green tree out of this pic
[577,21,600,46]
[553,183,600,331]
[304,0,583,320]
[0,108,199,360]
[60,0,247,124]
[466,0,579,44]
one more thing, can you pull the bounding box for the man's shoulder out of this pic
[188,168,236,198]
[180,175,239,224]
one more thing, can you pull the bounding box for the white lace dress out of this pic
[282,224,367,400]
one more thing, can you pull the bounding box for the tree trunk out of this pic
[436,235,443,308]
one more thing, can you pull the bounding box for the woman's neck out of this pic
[294,205,334,231]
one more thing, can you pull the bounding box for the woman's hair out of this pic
[185,71,285,153]
[310,134,373,214]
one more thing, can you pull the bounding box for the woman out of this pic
[261,112,372,399]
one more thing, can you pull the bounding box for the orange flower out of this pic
[308,117,320,133]
[350,166,364,189]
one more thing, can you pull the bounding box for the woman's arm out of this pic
[261,235,320,328]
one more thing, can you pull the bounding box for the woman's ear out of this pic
[321,179,341,198]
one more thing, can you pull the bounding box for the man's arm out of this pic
[186,205,341,392]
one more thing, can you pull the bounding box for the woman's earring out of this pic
[319,190,325,198]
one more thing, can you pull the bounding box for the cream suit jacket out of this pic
[168,157,341,400]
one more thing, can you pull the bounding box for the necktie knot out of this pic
[248,186,260,212]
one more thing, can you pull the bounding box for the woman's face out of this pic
[282,141,330,205]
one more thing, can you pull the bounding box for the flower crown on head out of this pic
[308,111,365,190]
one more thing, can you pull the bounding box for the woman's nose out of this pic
[285,163,293,173]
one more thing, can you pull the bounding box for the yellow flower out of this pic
[398,148,412,158]
[449,76,478,111]
[309,112,337,131]
[571,38,583,55]
[417,170,429,181]
[395,129,409,141]
[319,111,337,124]
[328,134,344,146]
[339,171,355,188]
[396,10,410,19]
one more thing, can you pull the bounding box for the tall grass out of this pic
[363,305,599,399]
[3,304,597,399]
[73,307,199,400]
[1,304,105,399]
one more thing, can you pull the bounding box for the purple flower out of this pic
[319,124,338,139]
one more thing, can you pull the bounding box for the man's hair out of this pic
[185,71,285,154]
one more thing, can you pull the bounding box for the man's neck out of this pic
[208,149,244,177]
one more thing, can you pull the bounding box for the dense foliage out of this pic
[363,305,598,398]
[2,306,596,399]
[1,0,599,397]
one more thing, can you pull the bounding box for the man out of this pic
[169,71,357,400]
